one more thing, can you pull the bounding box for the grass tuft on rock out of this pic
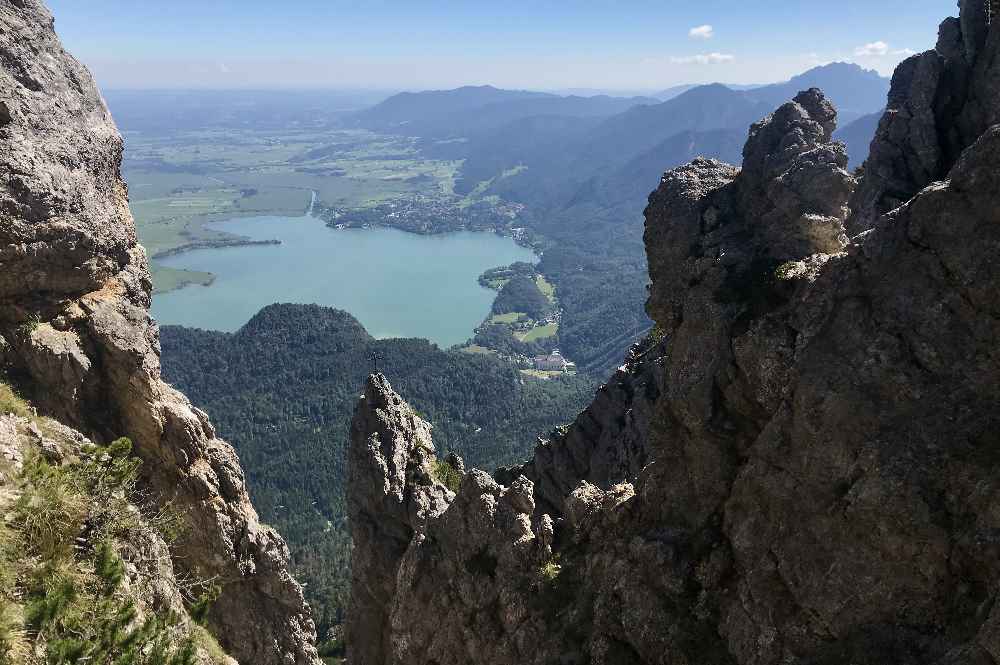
[540,557,563,585]
[0,429,230,664]
[0,383,30,418]
[431,458,463,493]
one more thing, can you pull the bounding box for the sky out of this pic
[47,0,950,92]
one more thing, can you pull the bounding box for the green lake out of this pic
[151,214,536,347]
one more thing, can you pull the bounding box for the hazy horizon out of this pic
[47,0,944,92]
[91,60,875,97]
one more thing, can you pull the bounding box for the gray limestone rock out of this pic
[347,374,453,665]
[849,0,1000,234]
[0,2,319,662]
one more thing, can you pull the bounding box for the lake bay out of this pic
[151,214,536,348]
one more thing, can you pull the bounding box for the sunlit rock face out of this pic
[0,2,319,662]
[347,4,1000,664]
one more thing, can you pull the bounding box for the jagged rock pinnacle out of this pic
[347,373,452,665]
[849,0,1000,233]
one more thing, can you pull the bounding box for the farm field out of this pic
[516,322,559,342]
[122,128,465,293]
[490,312,525,324]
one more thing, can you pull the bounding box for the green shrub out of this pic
[318,637,346,658]
[95,540,125,593]
[774,261,803,281]
[0,600,28,665]
[431,459,462,493]
[540,557,562,585]
[0,382,30,418]
[15,313,42,337]
[190,583,222,627]
[0,435,227,664]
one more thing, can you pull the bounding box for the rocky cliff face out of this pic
[347,4,1000,664]
[849,0,1000,234]
[0,2,318,663]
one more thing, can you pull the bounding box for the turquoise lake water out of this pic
[151,214,536,348]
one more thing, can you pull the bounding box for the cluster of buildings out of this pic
[532,350,576,373]
[324,195,526,236]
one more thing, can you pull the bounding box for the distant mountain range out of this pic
[356,62,888,141]
[655,83,699,100]
[347,62,890,373]
[359,63,887,203]
[655,82,762,100]
[349,84,659,138]
[742,62,889,125]
[455,63,888,212]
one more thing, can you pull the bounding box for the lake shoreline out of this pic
[151,214,537,348]
[152,238,281,260]
[326,219,543,259]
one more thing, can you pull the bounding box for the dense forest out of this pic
[159,304,595,638]
[492,275,552,320]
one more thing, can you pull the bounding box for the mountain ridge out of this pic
[352,85,659,139]
[346,3,1000,663]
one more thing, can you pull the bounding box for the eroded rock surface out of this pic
[849,0,1000,234]
[0,2,319,662]
[348,5,1000,664]
[347,374,453,665]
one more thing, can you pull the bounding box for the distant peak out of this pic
[791,61,884,80]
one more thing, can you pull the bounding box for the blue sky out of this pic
[47,0,949,91]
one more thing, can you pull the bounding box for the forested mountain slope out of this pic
[160,304,593,636]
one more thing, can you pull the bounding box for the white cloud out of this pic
[670,52,734,65]
[854,41,890,57]
[689,24,714,40]
[852,41,915,65]
[217,62,231,74]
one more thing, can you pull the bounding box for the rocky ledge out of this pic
[347,3,1000,664]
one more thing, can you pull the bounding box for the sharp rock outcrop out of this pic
[0,2,319,662]
[348,4,1000,664]
[848,0,1000,234]
[347,373,454,665]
